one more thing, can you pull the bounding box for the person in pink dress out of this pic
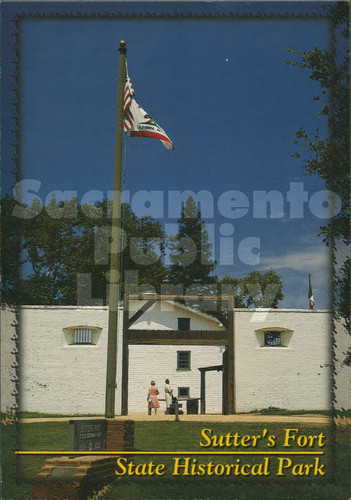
[147,381,160,415]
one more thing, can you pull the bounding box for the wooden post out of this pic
[227,296,235,413]
[105,41,127,418]
[121,295,129,415]
[200,370,206,414]
[222,348,228,415]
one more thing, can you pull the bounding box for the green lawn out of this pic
[2,420,350,499]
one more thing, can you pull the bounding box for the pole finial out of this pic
[119,40,127,54]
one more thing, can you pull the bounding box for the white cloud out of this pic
[257,244,331,308]
[260,247,329,272]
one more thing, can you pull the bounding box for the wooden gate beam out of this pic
[129,294,232,302]
[199,370,206,414]
[127,330,228,345]
[222,348,228,415]
[128,299,156,327]
[227,296,235,414]
[121,297,129,416]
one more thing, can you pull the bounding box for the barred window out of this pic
[74,328,93,345]
[177,351,191,370]
[264,331,281,346]
[63,325,101,346]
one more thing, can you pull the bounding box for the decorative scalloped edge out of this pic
[6,3,339,489]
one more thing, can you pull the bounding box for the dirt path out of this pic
[19,413,331,424]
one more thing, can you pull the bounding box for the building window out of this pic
[74,328,93,345]
[256,327,293,348]
[178,387,190,398]
[178,318,190,331]
[177,351,191,370]
[63,326,102,346]
[264,331,281,347]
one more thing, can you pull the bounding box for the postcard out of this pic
[1,1,350,499]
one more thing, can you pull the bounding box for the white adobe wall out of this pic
[12,302,224,415]
[1,304,349,415]
[1,307,17,413]
[128,345,223,414]
[234,310,333,412]
[17,306,123,415]
[127,300,225,413]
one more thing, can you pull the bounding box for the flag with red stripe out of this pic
[123,67,135,132]
[123,65,174,150]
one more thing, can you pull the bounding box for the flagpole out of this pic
[105,40,127,418]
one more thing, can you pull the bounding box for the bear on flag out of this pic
[123,65,174,150]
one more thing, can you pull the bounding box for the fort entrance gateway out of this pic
[121,294,235,415]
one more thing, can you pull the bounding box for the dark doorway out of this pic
[198,351,228,414]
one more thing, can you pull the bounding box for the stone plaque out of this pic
[69,419,107,452]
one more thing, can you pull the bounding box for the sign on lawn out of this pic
[69,419,107,451]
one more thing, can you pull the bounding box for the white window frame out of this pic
[63,325,102,346]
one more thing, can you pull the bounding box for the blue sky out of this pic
[3,2,333,308]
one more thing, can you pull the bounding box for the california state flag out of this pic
[123,66,174,150]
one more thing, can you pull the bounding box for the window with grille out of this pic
[74,328,93,345]
[177,350,191,370]
[264,331,281,346]
[256,327,293,348]
[178,318,190,331]
[63,326,101,346]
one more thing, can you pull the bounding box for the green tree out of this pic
[1,196,168,305]
[286,3,349,246]
[335,256,350,342]
[219,276,244,308]
[168,196,217,293]
[1,195,24,304]
[220,270,284,309]
[286,3,350,359]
